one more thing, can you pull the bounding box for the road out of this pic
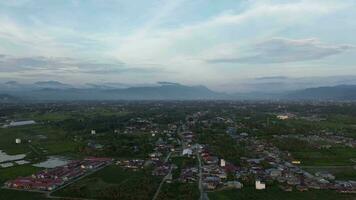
[152,152,173,200]
[197,152,209,200]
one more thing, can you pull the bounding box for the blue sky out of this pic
[0,0,355,92]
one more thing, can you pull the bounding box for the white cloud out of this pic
[0,0,355,87]
[207,38,354,64]
[111,0,352,80]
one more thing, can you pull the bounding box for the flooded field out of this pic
[0,150,26,163]
[33,156,70,168]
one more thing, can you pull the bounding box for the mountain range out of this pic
[1,81,356,101]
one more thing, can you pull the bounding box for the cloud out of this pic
[207,38,354,64]
[0,55,162,75]
[255,76,289,80]
[0,0,356,86]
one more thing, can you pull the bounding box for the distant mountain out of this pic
[0,82,227,101]
[285,85,356,100]
[85,82,131,89]
[0,94,20,103]
[1,81,356,101]
[34,81,73,89]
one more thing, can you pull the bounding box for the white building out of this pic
[182,148,193,156]
[15,138,21,144]
[220,159,226,167]
[225,181,243,189]
[91,130,96,135]
[256,180,266,190]
[3,120,36,128]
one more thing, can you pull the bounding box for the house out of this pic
[182,148,193,156]
[256,180,266,190]
[220,159,226,167]
[15,138,21,144]
[225,181,243,189]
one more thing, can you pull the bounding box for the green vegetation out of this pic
[273,138,356,166]
[302,166,356,181]
[171,156,197,179]
[157,182,200,200]
[0,189,48,200]
[53,165,160,200]
[2,101,356,200]
[0,164,40,184]
[209,186,355,200]
[198,129,246,165]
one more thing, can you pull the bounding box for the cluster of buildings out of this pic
[121,118,157,134]
[5,157,112,192]
[199,147,242,190]
[238,138,356,193]
[179,167,198,183]
[116,159,145,170]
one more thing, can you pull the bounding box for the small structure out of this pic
[277,115,289,120]
[91,130,96,135]
[256,180,266,190]
[3,120,36,128]
[240,132,249,137]
[220,159,226,167]
[182,148,193,156]
[15,138,21,144]
[292,160,301,165]
[225,181,243,189]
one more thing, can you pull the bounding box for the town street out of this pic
[152,152,173,200]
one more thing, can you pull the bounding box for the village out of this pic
[4,157,112,192]
[1,101,356,200]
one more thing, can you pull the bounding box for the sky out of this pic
[0,0,355,92]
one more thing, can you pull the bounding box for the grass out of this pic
[0,164,41,184]
[272,137,356,166]
[171,156,197,179]
[302,166,356,181]
[53,165,161,200]
[291,147,356,166]
[0,123,81,159]
[208,186,356,200]
[157,182,200,200]
[0,189,48,200]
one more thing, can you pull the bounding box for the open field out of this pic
[208,186,356,200]
[0,164,41,184]
[156,182,200,200]
[52,165,160,200]
[271,137,356,166]
[292,147,356,166]
[0,124,79,156]
[0,189,48,200]
[302,166,356,181]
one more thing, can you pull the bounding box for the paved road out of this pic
[197,152,209,200]
[152,152,173,200]
[164,152,172,163]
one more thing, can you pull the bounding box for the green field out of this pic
[0,189,48,200]
[53,165,160,200]
[302,166,356,181]
[157,182,200,200]
[0,164,41,184]
[208,186,355,200]
[291,147,356,166]
[272,137,356,166]
[0,165,45,200]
